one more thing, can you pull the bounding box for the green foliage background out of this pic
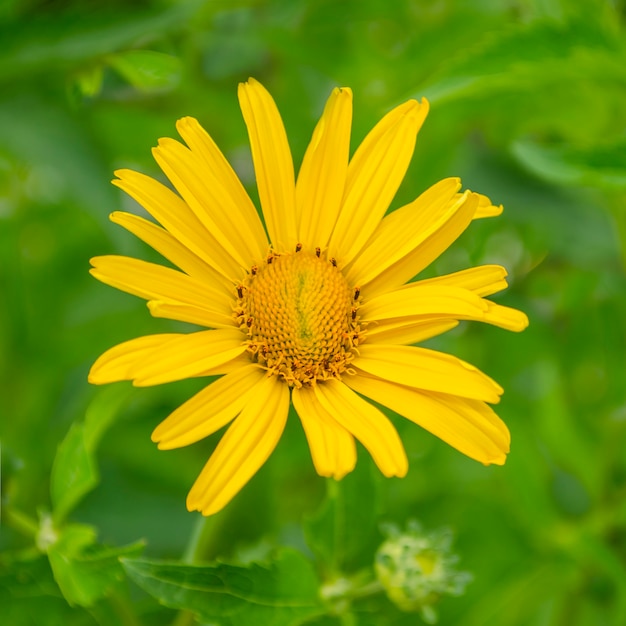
[1,0,625,624]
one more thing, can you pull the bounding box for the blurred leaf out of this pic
[107,50,182,91]
[51,423,98,524]
[1,596,96,626]
[611,194,626,267]
[122,548,325,626]
[512,139,626,190]
[51,386,132,523]
[568,531,626,624]
[0,96,117,225]
[304,461,381,574]
[74,65,104,98]
[0,552,100,625]
[533,360,602,495]
[415,18,625,105]
[0,0,203,81]
[47,523,144,608]
[551,468,591,517]
[0,552,60,600]
[301,616,341,626]
[408,15,626,153]
[463,561,574,626]
[200,10,269,79]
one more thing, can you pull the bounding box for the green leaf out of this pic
[0,553,61,600]
[0,596,92,626]
[0,553,99,625]
[405,16,626,152]
[51,385,132,523]
[47,523,144,607]
[74,65,104,97]
[512,139,626,190]
[122,548,325,626]
[107,50,182,91]
[414,18,625,105]
[0,1,202,82]
[50,423,97,524]
[304,460,381,574]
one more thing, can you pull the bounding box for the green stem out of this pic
[326,478,341,574]
[109,589,143,626]
[348,580,384,600]
[3,507,39,538]
[607,193,626,270]
[85,588,143,626]
[182,514,216,564]
[170,515,217,626]
[171,609,196,626]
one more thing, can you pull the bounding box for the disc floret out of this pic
[236,248,364,387]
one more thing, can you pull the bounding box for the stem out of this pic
[326,478,341,574]
[182,514,216,564]
[339,613,357,626]
[109,589,143,626]
[2,507,39,538]
[86,589,143,626]
[170,515,217,626]
[348,580,384,600]
[171,608,196,626]
[606,193,626,270]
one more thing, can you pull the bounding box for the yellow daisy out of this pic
[89,78,528,516]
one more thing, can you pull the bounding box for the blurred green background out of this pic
[1,0,626,624]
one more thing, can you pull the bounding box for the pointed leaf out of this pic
[51,385,132,523]
[47,523,144,607]
[122,549,325,626]
[107,50,182,91]
[512,138,626,190]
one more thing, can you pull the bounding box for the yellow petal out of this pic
[130,329,246,387]
[147,300,234,329]
[361,283,527,333]
[186,375,289,516]
[113,169,241,280]
[197,355,258,377]
[238,78,297,251]
[175,116,269,258]
[415,265,509,297]
[483,301,529,332]
[152,364,266,449]
[361,284,488,322]
[110,211,232,291]
[313,380,408,478]
[345,374,509,465]
[366,319,460,345]
[292,386,357,479]
[354,344,503,403]
[90,336,249,384]
[346,178,461,287]
[89,255,232,323]
[89,334,178,384]
[153,138,260,269]
[363,190,479,298]
[471,192,503,219]
[328,98,429,266]
[296,87,352,250]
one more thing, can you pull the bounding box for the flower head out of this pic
[89,78,528,516]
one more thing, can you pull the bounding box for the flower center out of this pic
[236,250,363,387]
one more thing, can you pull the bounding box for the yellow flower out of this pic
[89,78,528,516]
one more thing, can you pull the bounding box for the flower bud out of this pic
[375,520,472,623]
